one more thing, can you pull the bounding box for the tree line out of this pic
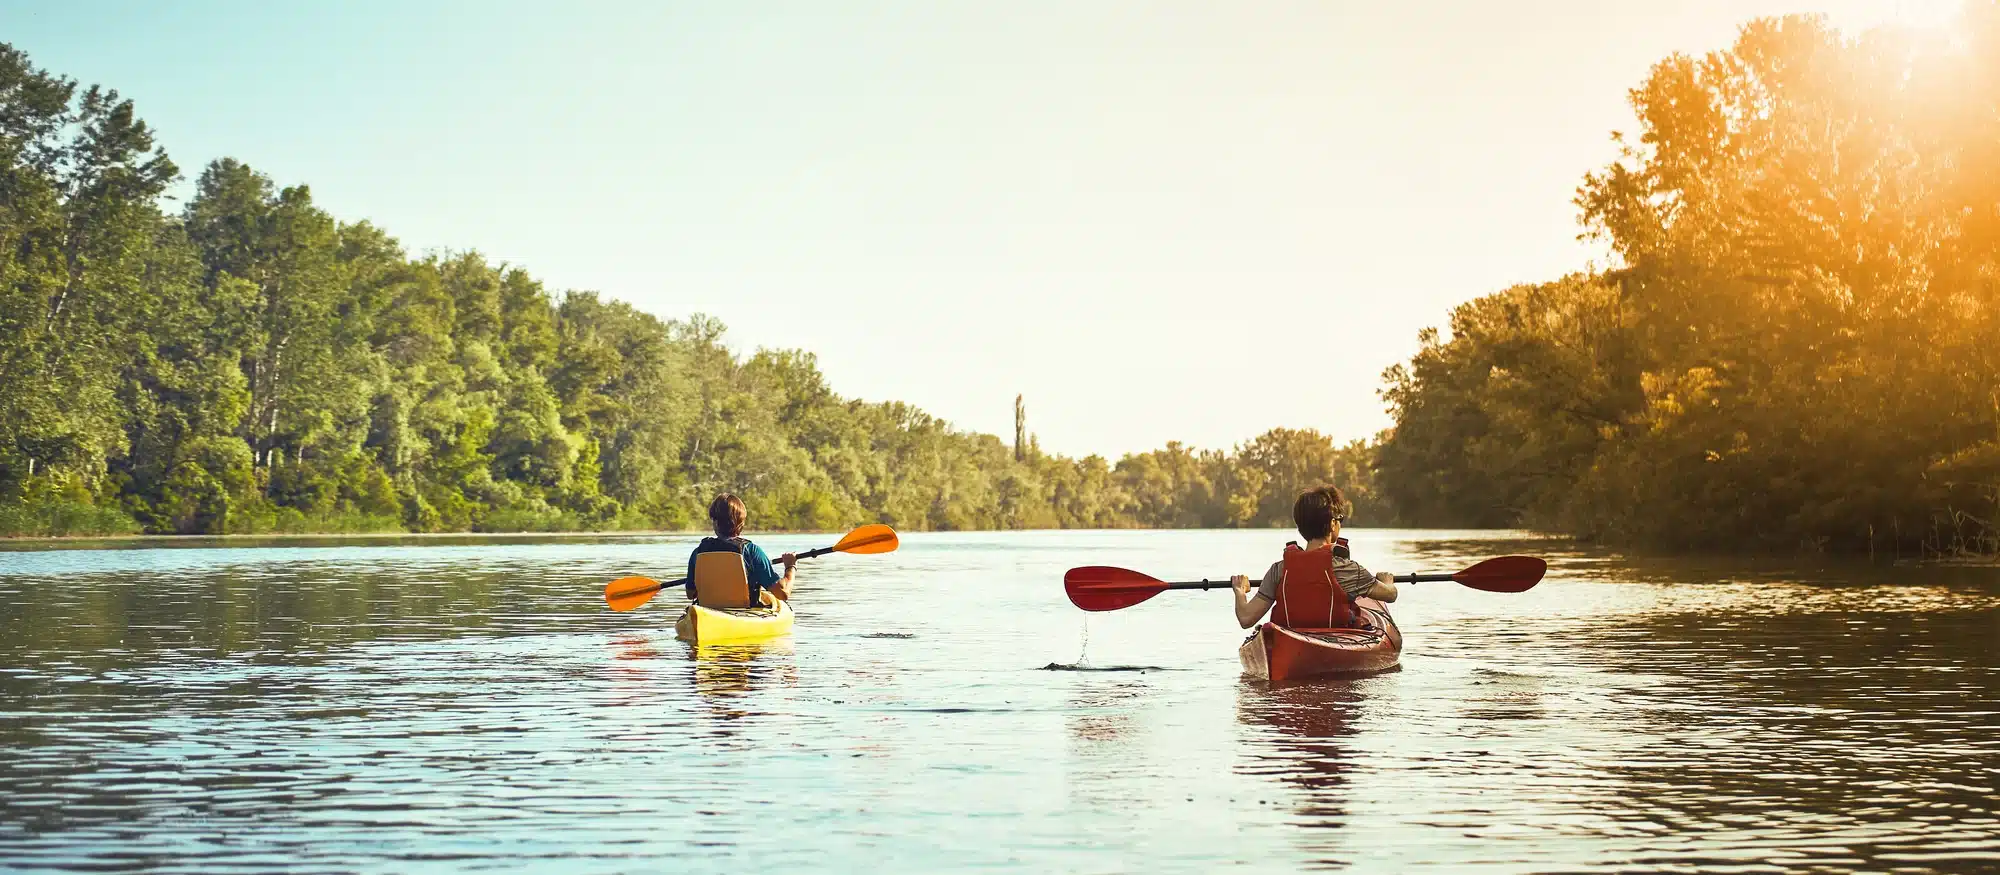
[18,10,1990,554]
[0,42,1384,537]
[1374,12,2000,555]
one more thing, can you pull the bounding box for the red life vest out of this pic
[1272,541,1362,630]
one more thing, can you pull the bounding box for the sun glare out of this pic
[1831,0,1964,32]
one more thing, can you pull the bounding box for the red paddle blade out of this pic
[1064,566,1170,612]
[1452,556,1546,592]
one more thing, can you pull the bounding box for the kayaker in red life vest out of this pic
[1230,486,1397,629]
[686,493,798,604]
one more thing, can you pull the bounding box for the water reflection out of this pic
[2,530,1997,873]
[688,640,797,700]
[1063,681,1149,814]
[1235,681,1364,793]
[1233,681,1373,872]
[1065,683,1143,746]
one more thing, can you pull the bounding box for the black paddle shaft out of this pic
[609,577,686,600]
[644,545,832,593]
[1159,572,1453,589]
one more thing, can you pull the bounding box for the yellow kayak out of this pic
[674,599,795,644]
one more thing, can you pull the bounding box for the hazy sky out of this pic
[0,0,1963,457]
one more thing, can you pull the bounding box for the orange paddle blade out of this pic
[1064,566,1170,612]
[604,576,666,612]
[1453,556,1546,592]
[832,524,899,554]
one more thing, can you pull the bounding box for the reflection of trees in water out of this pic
[1560,605,2000,855]
[1384,533,1588,584]
[0,560,594,842]
[1395,534,1572,560]
[1400,535,2000,595]
[1419,600,2000,870]
[0,563,612,669]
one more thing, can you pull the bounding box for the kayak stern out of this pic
[1240,597,1401,682]
[675,599,795,644]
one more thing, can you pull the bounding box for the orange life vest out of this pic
[1272,541,1363,630]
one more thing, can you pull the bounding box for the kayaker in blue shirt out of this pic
[687,493,797,605]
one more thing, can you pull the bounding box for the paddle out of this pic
[1063,555,1547,612]
[603,524,900,612]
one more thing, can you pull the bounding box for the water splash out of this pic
[1076,613,1092,667]
[1035,616,1175,670]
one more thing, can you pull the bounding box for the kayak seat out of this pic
[693,551,758,608]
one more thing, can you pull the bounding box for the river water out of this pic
[1,528,1996,873]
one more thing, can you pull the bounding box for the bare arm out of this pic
[1231,574,1272,628]
[768,552,798,601]
[1365,571,1398,603]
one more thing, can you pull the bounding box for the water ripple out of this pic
[1,529,1996,873]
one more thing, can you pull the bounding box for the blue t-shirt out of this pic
[686,539,780,600]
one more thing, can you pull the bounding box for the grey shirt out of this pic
[1258,555,1380,602]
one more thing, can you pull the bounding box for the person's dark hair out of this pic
[1292,486,1349,540]
[709,493,747,538]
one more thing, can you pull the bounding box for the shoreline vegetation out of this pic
[4,10,1999,556]
[0,39,1382,543]
[1373,12,2000,558]
[0,524,1552,545]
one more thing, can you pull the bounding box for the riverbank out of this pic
[5,525,1991,568]
[0,527,847,547]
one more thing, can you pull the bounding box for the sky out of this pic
[0,0,1966,458]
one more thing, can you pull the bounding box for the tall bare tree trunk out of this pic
[1014,394,1026,462]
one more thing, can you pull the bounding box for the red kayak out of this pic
[1239,597,1402,682]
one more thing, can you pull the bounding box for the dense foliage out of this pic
[0,44,1383,537]
[1377,12,2000,554]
